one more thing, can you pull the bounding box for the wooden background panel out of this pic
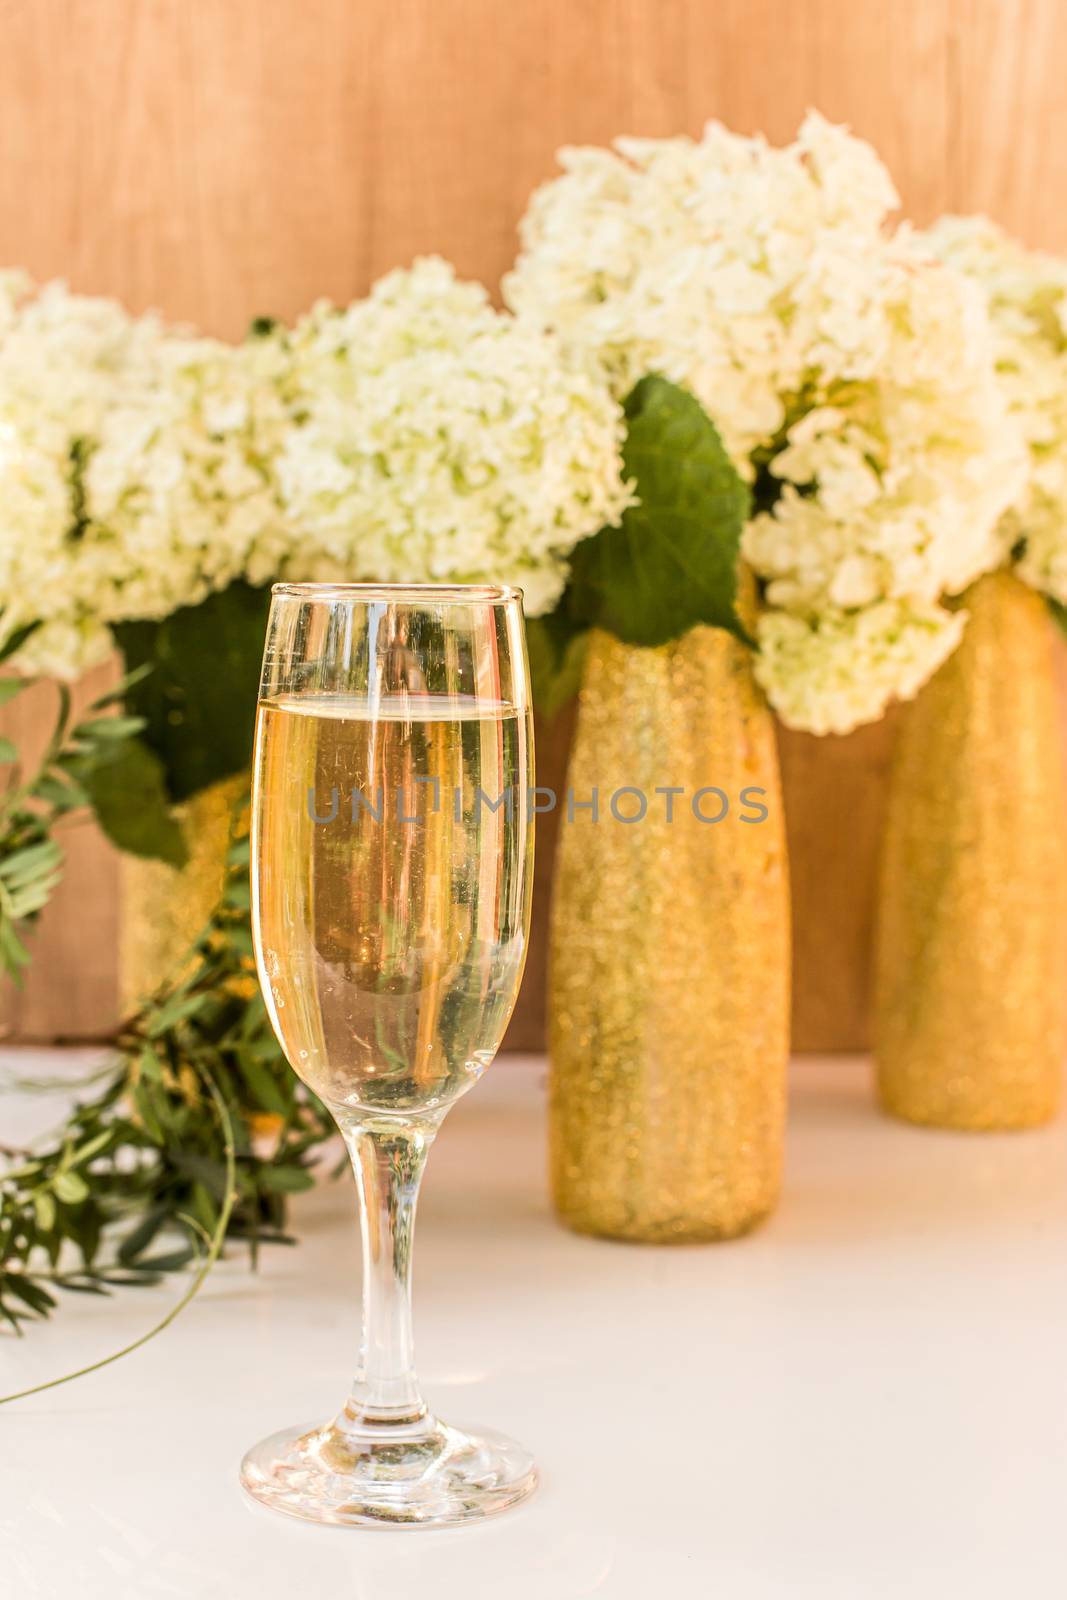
[0,0,1065,1046]
[948,0,1067,242]
[0,663,121,1039]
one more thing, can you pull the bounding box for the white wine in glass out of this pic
[240,583,537,1528]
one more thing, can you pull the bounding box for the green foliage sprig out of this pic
[0,653,186,983]
[115,581,272,804]
[0,825,336,1360]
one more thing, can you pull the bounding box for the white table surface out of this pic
[3,1049,1066,1599]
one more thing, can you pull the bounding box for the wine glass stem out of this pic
[339,1118,438,1431]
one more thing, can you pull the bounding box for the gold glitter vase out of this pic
[875,571,1067,1130]
[119,772,249,1014]
[549,623,791,1241]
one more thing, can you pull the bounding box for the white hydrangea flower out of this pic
[1,259,625,678]
[268,257,631,616]
[506,113,1027,733]
[922,214,1067,606]
[754,601,965,736]
[0,279,286,676]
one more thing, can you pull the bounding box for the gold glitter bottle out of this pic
[875,571,1067,1130]
[548,621,790,1241]
[119,773,248,1012]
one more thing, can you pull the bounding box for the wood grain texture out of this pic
[0,0,1064,1044]
[0,661,120,1040]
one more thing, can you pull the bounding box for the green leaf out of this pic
[118,1206,169,1264]
[226,877,251,912]
[190,1181,220,1233]
[526,614,588,720]
[89,663,153,711]
[77,715,147,741]
[131,1245,196,1273]
[114,580,271,803]
[68,1129,115,1168]
[52,1171,89,1205]
[1047,596,1067,638]
[146,990,206,1037]
[0,678,28,708]
[5,1275,57,1316]
[238,1053,290,1115]
[137,1045,165,1082]
[0,921,31,975]
[226,835,251,870]
[0,737,17,763]
[0,839,63,891]
[34,773,86,812]
[566,375,753,649]
[227,926,256,959]
[178,1154,230,1198]
[257,1165,316,1194]
[69,1205,102,1267]
[131,1082,166,1143]
[0,620,41,665]
[95,1270,164,1287]
[68,736,188,867]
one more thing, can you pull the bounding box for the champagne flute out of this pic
[240,582,537,1528]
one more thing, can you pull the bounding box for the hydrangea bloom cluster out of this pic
[505,114,1026,734]
[0,262,629,677]
[0,275,282,677]
[923,214,1067,607]
[268,256,631,617]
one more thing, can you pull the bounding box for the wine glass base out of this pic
[240,1416,538,1529]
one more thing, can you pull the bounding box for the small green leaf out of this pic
[95,1270,163,1287]
[238,1054,290,1115]
[5,1275,57,1315]
[0,920,32,975]
[52,1171,89,1206]
[114,580,271,803]
[190,1181,220,1233]
[0,620,41,665]
[118,1207,169,1264]
[227,926,256,959]
[0,839,63,888]
[3,1158,43,1182]
[68,1129,115,1168]
[137,1045,166,1083]
[257,1165,316,1194]
[1047,596,1067,638]
[131,1082,166,1144]
[89,663,153,711]
[69,1205,102,1267]
[225,877,251,912]
[566,375,753,649]
[0,1299,27,1332]
[68,736,188,867]
[0,678,28,707]
[146,991,206,1037]
[34,773,86,812]
[130,1246,196,1273]
[0,737,18,763]
[77,715,147,741]
[227,835,251,870]
[526,614,588,720]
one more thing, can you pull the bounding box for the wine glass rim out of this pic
[271,581,524,605]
